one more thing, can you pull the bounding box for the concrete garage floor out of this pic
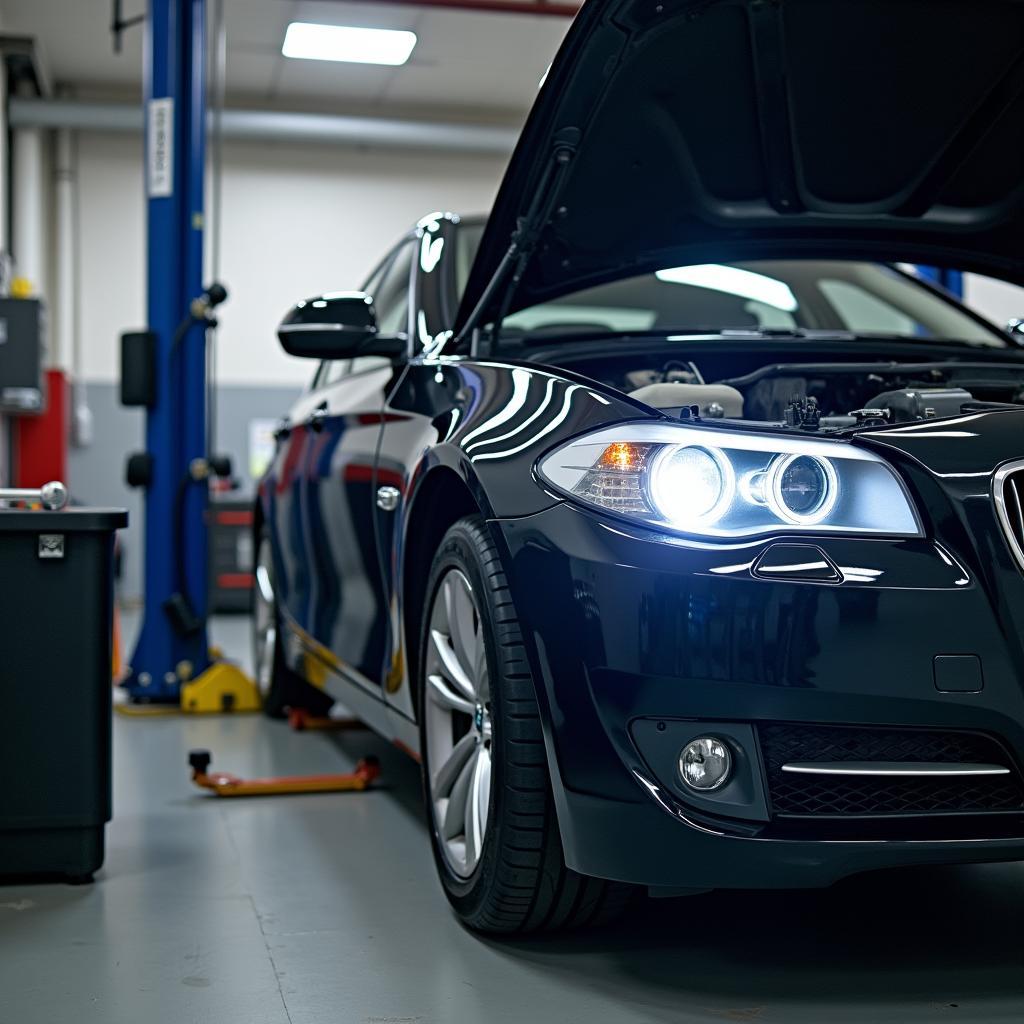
[2,618,1024,1022]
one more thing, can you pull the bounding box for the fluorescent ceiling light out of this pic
[655,264,798,312]
[283,22,417,66]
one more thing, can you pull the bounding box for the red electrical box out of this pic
[15,369,68,488]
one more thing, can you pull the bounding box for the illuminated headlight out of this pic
[649,445,735,529]
[537,422,921,539]
[768,454,838,525]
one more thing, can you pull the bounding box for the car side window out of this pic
[373,241,415,337]
[319,359,353,387]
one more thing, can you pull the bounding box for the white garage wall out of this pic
[75,130,1024,384]
[964,274,1024,330]
[67,130,507,598]
[77,130,507,385]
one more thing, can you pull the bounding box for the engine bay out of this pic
[537,341,1024,435]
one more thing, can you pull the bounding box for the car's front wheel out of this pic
[419,515,633,933]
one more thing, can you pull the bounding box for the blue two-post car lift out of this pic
[120,0,256,710]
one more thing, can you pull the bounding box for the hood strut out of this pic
[458,127,580,354]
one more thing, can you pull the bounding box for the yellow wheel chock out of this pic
[179,661,262,713]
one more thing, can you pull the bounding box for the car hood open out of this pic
[455,0,1024,336]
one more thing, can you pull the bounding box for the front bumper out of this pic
[494,501,1024,889]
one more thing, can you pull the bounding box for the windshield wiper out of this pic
[675,327,1016,349]
[519,326,858,345]
[715,327,858,340]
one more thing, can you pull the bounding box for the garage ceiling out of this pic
[0,0,569,120]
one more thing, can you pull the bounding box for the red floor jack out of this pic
[287,707,369,732]
[188,750,380,797]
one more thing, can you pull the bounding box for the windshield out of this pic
[507,262,1006,346]
[453,230,1006,348]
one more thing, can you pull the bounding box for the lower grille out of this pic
[758,723,1024,818]
[995,462,1024,573]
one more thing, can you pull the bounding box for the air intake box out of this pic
[866,387,973,422]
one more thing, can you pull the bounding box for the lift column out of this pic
[915,267,964,298]
[122,0,210,701]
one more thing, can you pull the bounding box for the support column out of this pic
[13,120,69,488]
[0,68,8,254]
[54,129,75,372]
[12,126,46,303]
[915,266,964,299]
[123,0,210,701]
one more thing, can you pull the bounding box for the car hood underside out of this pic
[457,0,1024,332]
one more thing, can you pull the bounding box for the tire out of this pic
[418,515,634,934]
[253,526,333,720]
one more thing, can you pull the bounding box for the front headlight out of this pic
[537,423,921,539]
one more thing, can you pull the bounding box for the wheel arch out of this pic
[401,464,483,720]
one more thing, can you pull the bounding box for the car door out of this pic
[262,369,332,638]
[372,215,468,718]
[302,238,416,689]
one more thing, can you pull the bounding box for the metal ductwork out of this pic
[8,98,519,155]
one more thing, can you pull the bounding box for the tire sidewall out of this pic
[418,518,509,913]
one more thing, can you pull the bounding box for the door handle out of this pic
[306,404,329,432]
[376,485,401,512]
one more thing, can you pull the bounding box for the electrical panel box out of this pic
[0,298,45,415]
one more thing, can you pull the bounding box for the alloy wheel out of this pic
[424,568,492,879]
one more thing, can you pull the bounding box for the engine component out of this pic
[866,387,973,422]
[816,408,893,430]
[629,382,744,418]
[783,395,821,430]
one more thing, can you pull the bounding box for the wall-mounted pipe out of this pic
[54,128,75,373]
[54,127,92,447]
[9,98,520,155]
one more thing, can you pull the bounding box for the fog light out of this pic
[679,737,732,791]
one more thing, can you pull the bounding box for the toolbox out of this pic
[0,503,127,882]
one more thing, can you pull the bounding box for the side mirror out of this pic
[277,292,406,360]
[1006,319,1024,347]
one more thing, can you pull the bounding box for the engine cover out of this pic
[866,387,974,423]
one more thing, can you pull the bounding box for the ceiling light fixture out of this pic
[282,22,417,67]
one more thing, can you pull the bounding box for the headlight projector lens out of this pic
[769,454,838,524]
[679,736,733,791]
[650,445,735,528]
